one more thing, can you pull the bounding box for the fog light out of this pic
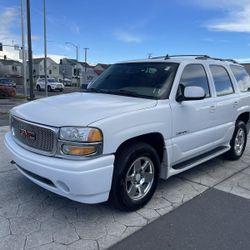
[62,144,97,156]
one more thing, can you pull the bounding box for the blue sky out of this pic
[1,0,250,64]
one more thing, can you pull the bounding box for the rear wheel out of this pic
[225,120,247,160]
[110,142,160,211]
[47,85,52,92]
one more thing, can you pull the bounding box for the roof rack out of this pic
[150,54,239,64]
[151,54,210,60]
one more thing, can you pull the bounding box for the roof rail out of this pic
[201,56,239,64]
[151,54,210,60]
[150,54,238,64]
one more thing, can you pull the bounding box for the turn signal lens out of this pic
[88,128,102,142]
[62,145,97,156]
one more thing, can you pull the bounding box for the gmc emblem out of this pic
[19,128,36,140]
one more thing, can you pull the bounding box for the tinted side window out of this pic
[179,64,210,97]
[230,65,250,92]
[210,65,234,96]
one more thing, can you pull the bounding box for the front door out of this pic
[170,64,216,165]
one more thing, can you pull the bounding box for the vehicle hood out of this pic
[11,92,157,127]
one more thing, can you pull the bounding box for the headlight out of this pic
[59,127,102,142]
[59,127,103,157]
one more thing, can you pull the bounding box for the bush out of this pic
[0,86,16,97]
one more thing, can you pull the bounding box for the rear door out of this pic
[208,64,239,145]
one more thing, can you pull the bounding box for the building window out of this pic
[12,65,17,71]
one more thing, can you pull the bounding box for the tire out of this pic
[47,85,52,92]
[225,120,247,161]
[36,85,41,91]
[110,142,160,211]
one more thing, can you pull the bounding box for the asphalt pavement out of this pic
[111,188,250,250]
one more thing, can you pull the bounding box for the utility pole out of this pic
[21,0,27,97]
[65,42,78,61]
[76,46,79,61]
[26,0,34,100]
[84,48,89,72]
[43,0,48,97]
[83,48,89,86]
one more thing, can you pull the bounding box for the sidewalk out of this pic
[0,98,26,126]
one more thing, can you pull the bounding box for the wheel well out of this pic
[115,133,165,162]
[237,112,249,124]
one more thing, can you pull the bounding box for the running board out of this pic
[172,146,230,171]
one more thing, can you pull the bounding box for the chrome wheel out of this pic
[125,156,155,201]
[234,128,245,156]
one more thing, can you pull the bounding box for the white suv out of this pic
[5,55,250,211]
[36,78,64,92]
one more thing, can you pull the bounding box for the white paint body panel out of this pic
[11,92,157,127]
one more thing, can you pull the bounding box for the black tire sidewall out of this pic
[111,142,160,211]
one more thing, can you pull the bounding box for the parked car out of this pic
[0,78,16,88]
[62,78,72,86]
[80,82,89,90]
[5,55,250,211]
[0,85,16,97]
[36,78,64,92]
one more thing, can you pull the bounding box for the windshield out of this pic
[88,62,179,99]
[48,79,56,83]
[0,79,13,84]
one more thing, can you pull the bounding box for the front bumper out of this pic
[4,132,114,204]
[51,85,64,90]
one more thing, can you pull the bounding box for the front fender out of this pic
[90,102,172,155]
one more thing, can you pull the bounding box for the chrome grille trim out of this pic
[11,116,59,156]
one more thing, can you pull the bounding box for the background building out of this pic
[0,57,23,84]
[31,57,59,81]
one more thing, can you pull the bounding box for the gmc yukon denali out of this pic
[4,55,250,211]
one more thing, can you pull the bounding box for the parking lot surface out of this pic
[1,126,250,249]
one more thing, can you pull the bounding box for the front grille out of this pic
[11,116,56,153]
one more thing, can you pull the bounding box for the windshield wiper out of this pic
[109,89,157,99]
[84,88,110,94]
[108,89,142,97]
[85,88,154,99]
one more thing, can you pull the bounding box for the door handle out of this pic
[209,105,216,112]
[233,101,239,107]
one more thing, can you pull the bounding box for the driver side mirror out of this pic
[176,85,206,102]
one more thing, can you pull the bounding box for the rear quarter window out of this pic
[230,65,250,92]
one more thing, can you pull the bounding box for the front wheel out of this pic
[110,142,160,211]
[47,85,52,92]
[225,120,247,160]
